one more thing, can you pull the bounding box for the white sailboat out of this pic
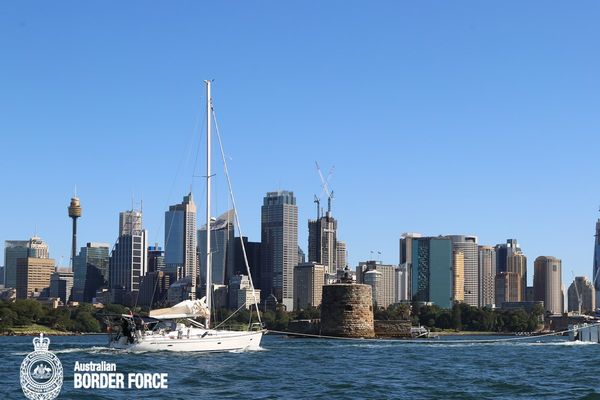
[107,81,264,352]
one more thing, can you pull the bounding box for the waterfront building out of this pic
[49,270,73,304]
[446,235,478,307]
[308,213,337,274]
[164,194,197,298]
[452,251,464,303]
[533,256,563,315]
[16,257,55,299]
[293,262,325,310]
[260,190,298,311]
[336,241,347,270]
[72,242,110,303]
[399,232,423,301]
[410,236,453,309]
[228,274,261,310]
[212,284,229,310]
[594,217,600,307]
[494,239,521,274]
[478,245,496,307]
[109,210,148,304]
[4,237,50,289]
[236,287,261,311]
[507,252,527,301]
[495,272,522,306]
[199,209,235,286]
[567,276,595,314]
[357,261,398,309]
[228,274,249,308]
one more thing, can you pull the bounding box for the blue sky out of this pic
[1,2,599,286]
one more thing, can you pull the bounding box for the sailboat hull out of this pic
[109,329,264,352]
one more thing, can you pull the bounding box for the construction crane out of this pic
[315,161,335,215]
[313,195,321,219]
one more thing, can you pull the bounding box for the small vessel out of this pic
[107,81,264,352]
[569,322,600,343]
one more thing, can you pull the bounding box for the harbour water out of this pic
[2,334,599,399]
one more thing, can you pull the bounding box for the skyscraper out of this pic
[452,250,464,303]
[567,276,595,314]
[507,252,527,300]
[147,245,165,274]
[593,216,600,306]
[399,232,423,301]
[119,210,142,237]
[336,241,347,270]
[73,242,110,302]
[495,272,522,306]
[228,274,261,310]
[109,209,148,304]
[198,209,234,286]
[293,262,325,310]
[446,235,478,307]
[396,264,410,302]
[233,237,261,285]
[308,213,337,274]
[4,240,29,289]
[356,261,398,308]
[4,237,50,289]
[16,257,55,299]
[411,236,453,308]
[50,270,74,304]
[533,256,563,315]
[260,190,298,310]
[138,270,170,309]
[495,239,521,274]
[164,193,197,298]
[478,245,496,307]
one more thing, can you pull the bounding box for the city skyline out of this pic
[1,2,600,287]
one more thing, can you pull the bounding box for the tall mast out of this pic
[205,80,212,329]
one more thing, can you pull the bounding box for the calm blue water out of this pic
[1,334,599,399]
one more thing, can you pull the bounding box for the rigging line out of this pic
[266,321,600,344]
[147,264,162,310]
[212,109,262,325]
[156,90,206,248]
[213,302,247,330]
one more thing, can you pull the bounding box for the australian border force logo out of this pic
[20,334,63,400]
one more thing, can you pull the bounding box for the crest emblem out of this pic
[20,333,63,400]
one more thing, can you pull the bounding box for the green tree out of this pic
[451,303,462,330]
[11,300,45,326]
[73,311,101,333]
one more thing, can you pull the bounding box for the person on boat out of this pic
[121,318,136,344]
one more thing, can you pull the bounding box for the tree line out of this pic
[0,299,544,334]
[375,302,545,333]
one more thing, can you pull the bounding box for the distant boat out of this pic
[569,321,600,343]
[106,81,264,352]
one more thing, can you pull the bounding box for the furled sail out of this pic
[149,297,210,320]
